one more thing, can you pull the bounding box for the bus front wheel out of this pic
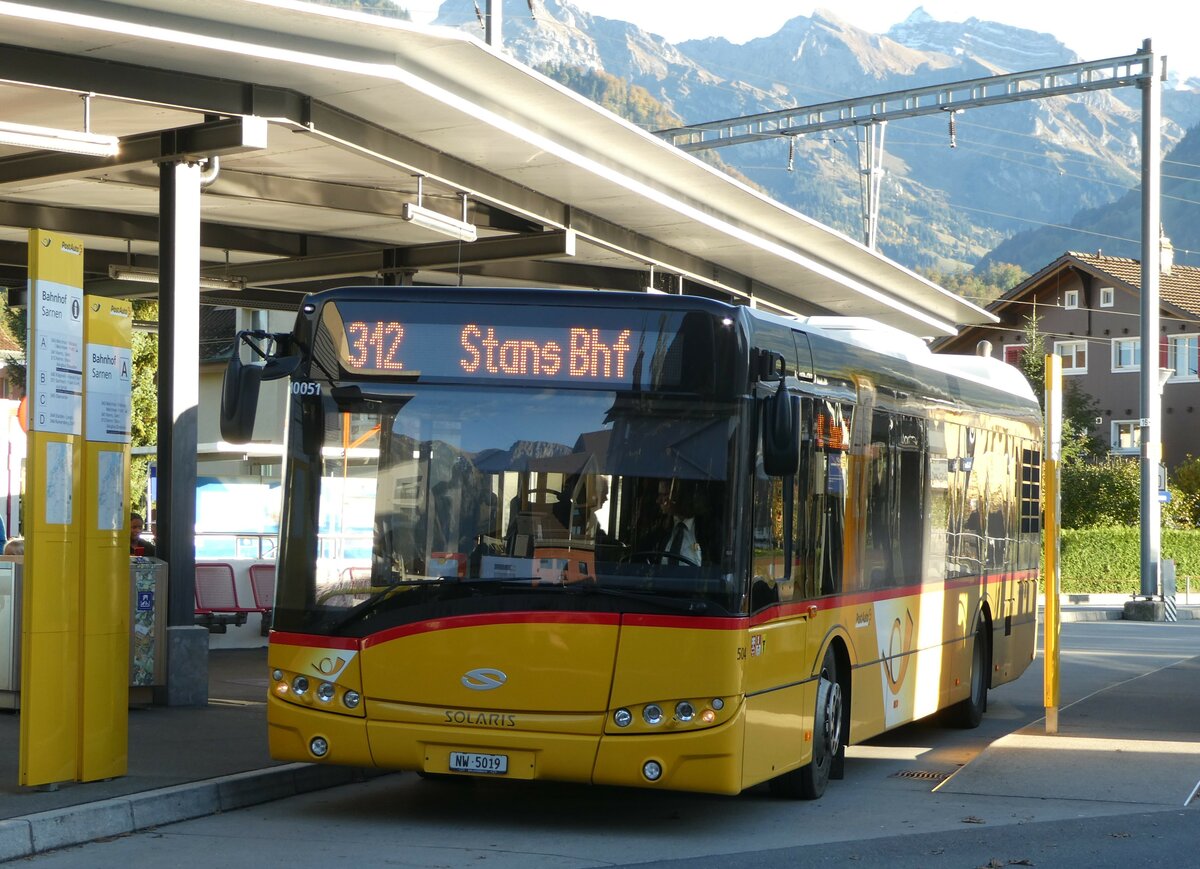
[769,646,844,800]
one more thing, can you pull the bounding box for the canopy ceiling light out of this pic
[0,120,119,157]
[108,265,246,291]
[403,177,477,242]
[402,202,478,242]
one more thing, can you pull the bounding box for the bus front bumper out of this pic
[268,695,747,794]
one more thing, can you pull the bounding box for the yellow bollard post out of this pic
[1043,354,1062,734]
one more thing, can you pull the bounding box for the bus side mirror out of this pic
[761,386,799,476]
[220,352,263,444]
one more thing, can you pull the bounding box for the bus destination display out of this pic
[328,301,686,388]
[346,320,633,381]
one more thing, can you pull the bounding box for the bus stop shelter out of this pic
[0,0,997,701]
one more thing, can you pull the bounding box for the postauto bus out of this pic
[221,287,1041,798]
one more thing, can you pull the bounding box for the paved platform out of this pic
[0,648,380,862]
[938,655,1200,807]
[0,610,1197,862]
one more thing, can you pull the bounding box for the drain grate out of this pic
[890,769,950,781]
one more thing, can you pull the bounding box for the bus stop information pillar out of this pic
[79,296,134,781]
[19,230,132,787]
[20,229,86,787]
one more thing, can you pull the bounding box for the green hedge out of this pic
[1053,527,1200,594]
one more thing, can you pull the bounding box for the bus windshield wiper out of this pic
[324,575,454,631]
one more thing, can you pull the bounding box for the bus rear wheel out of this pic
[947,620,988,729]
[769,646,844,800]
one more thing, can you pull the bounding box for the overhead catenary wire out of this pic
[422,9,1200,269]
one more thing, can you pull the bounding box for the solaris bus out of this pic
[221,287,1041,798]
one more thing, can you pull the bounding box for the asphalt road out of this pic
[13,619,1200,869]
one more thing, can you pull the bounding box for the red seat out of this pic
[248,563,276,610]
[194,562,255,616]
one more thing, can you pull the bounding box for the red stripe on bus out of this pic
[621,613,749,630]
[269,631,360,651]
[748,570,1039,626]
[361,611,622,648]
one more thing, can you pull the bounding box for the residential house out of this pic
[936,249,1200,470]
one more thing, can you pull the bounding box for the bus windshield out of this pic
[274,384,740,635]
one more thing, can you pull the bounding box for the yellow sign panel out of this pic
[27,232,84,436]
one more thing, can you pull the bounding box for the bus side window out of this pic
[863,411,894,586]
[804,401,848,598]
[752,378,803,611]
[751,461,788,612]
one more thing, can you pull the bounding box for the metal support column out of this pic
[1139,40,1162,599]
[157,160,207,705]
[857,121,886,249]
[486,0,502,48]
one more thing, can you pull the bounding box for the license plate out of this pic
[449,751,508,774]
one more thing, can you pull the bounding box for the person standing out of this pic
[130,511,156,557]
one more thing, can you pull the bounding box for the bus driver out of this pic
[657,479,701,566]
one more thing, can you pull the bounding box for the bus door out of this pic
[744,393,853,784]
[743,388,810,786]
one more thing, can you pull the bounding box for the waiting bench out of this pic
[195,562,269,634]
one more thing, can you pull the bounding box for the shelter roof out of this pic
[0,0,994,336]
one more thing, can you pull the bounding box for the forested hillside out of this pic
[983,121,1200,272]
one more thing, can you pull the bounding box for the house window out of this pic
[1111,420,1141,454]
[1168,334,1199,380]
[1111,337,1140,372]
[1054,340,1087,374]
[1063,289,1079,309]
[1003,344,1026,366]
[1100,286,1114,308]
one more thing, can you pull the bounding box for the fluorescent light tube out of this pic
[108,265,246,291]
[108,266,159,284]
[0,121,118,157]
[402,202,477,242]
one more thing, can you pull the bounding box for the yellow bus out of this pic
[222,287,1041,799]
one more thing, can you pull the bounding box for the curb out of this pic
[1058,609,1125,622]
[1051,607,1198,623]
[0,763,381,863]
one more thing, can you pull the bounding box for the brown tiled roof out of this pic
[1067,251,1200,317]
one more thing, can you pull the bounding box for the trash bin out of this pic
[0,557,169,708]
[0,560,20,709]
[130,557,168,703]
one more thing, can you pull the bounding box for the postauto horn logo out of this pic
[462,668,507,690]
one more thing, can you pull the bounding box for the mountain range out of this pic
[427,0,1200,279]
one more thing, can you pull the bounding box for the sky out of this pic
[400,1,1198,82]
